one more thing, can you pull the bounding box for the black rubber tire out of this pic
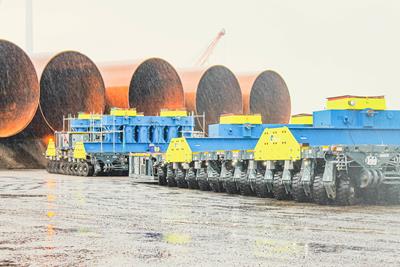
[239,178,254,196]
[272,172,289,200]
[187,179,199,189]
[359,187,379,204]
[254,172,272,198]
[336,178,356,206]
[292,172,310,202]
[197,169,211,191]
[61,162,68,175]
[72,163,80,176]
[88,164,94,176]
[186,168,199,189]
[59,162,65,175]
[312,175,330,205]
[176,169,188,188]
[224,181,239,194]
[198,179,211,191]
[46,161,52,173]
[75,163,83,176]
[67,163,74,176]
[222,167,238,194]
[209,180,224,193]
[166,167,177,187]
[380,185,400,205]
[81,162,91,177]
[157,166,167,186]
[53,160,60,173]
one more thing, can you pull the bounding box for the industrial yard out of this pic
[1,170,400,266]
[2,1,400,266]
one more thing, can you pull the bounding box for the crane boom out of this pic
[196,28,226,67]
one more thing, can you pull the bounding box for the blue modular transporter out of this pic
[130,113,309,187]
[45,110,195,176]
[159,96,400,205]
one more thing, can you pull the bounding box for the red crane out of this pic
[196,28,226,67]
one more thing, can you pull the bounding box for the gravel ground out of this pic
[0,170,400,266]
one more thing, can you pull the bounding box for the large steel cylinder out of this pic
[179,69,204,113]
[99,58,185,115]
[129,58,184,115]
[39,51,106,131]
[99,61,139,109]
[0,50,106,169]
[249,70,291,123]
[0,40,39,138]
[237,74,257,115]
[196,65,243,128]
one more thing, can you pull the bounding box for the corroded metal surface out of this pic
[129,58,184,115]
[237,74,257,115]
[98,61,139,110]
[250,70,291,123]
[1,51,106,169]
[196,65,243,128]
[0,40,39,137]
[40,51,106,131]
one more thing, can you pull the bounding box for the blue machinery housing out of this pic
[129,96,400,206]
[45,96,400,205]
[45,111,194,176]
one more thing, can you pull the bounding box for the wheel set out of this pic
[46,160,94,177]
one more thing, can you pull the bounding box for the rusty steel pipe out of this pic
[237,74,257,115]
[98,61,140,109]
[178,68,205,113]
[39,51,106,131]
[0,50,106,168]
[129,58,184,115]
[249,70,291,123]
[99,58,185,115]
[0,40,39,138]
[195,65,243,128]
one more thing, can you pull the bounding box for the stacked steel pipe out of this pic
[0,40,105,168]
[100,58,185,114]
[249,70,291,123]
[0,39,291,169]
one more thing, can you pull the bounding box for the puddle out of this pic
[0,194,46,198]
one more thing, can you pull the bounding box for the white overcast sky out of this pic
[1,0,400,114]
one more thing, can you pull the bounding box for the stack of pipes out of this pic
[0,39,290,168]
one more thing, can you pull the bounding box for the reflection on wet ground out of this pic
[1,170,400,266]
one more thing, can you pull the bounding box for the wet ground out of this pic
[1,170,400,266]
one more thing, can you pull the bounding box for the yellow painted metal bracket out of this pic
[326,95,386,110]
[77,113,101,120]
[219,114,262,124]
[160,109,188,117]
[165,138,193,163]
[290,113,313,125]
[110,108,138,116]
[73,142,87,159]
[45,139,56,157]
[254,127,301,161]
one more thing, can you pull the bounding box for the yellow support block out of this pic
[73,142,87,159]
[254,127,301,161]
[45,139,56,157]
[77,113,101,120]
[219,114,262,124]
[110,108,137,116]
[290,114,313,125]
[160,109,188,117]
[326,95,386,110]
[165,138,192,163]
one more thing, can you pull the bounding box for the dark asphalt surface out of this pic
[1,170,400,266]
